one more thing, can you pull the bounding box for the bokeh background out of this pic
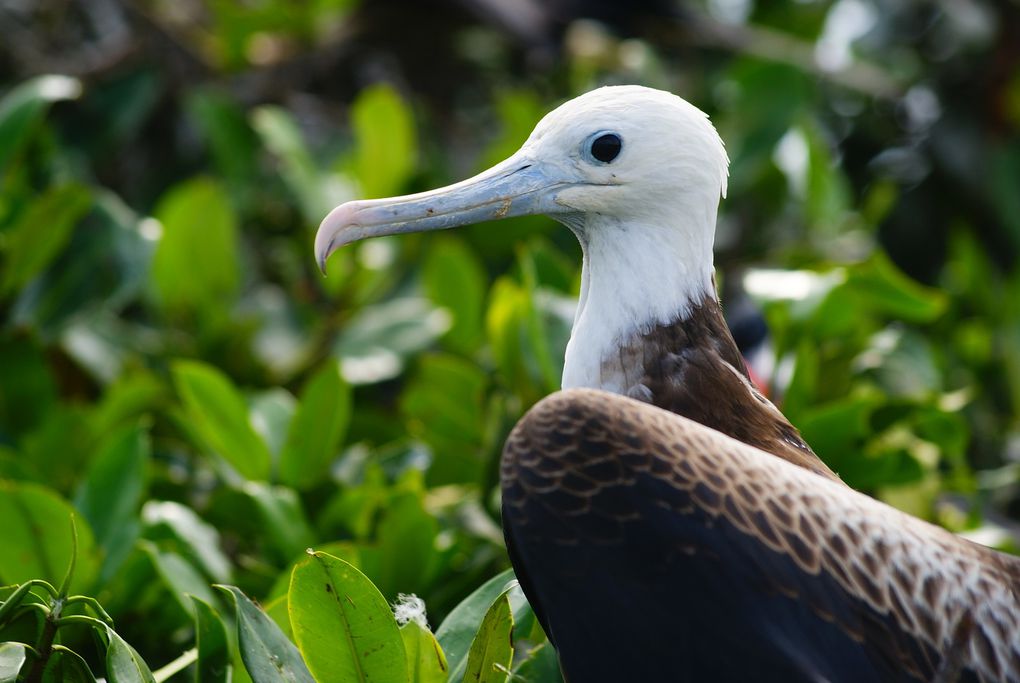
[1,0,1019,676]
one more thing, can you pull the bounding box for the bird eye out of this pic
[589,133,622,163]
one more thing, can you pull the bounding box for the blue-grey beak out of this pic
[314,153,571,273]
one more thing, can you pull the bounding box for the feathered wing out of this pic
[500,389,1020,683]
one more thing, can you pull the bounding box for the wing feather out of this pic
[501,389,1020,683]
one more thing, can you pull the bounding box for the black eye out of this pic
[590,133,622,163]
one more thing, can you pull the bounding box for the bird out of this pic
[315,85,1020,682]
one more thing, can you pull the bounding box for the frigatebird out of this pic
[315,86,1020,682]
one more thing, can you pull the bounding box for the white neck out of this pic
[561,213,716,392]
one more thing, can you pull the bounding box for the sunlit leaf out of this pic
[350,84,416,198]
[150,178,239,320]
[400,619,448,683]
[400,353,488,485]
[73,424,149,580]
[278,362,351,489]
[423,237,487,354]
[334,298,451,385]
[436,568,516,681]
[0,481,99,592]
[463,590,513,683]
[141,500,233,584]
[0,642,26,683]
[240,482,315,563]
[172,360,272,481]
[288,551,407,683]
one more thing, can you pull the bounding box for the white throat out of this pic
[561,211,716,393]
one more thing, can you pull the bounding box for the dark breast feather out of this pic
[500,389,1020,683]
[621,294,843,483]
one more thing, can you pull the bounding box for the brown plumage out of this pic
[501,389,1020,683]
[609,292,840,481]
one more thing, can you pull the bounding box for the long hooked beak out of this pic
[314,153,573,273]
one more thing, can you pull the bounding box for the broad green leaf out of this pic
[288,551,407,683]
[400,353,487,485]
[216,585,314,683]
[843,253,947,323]
[172,360,272,481]
[350,84,416,198]
[375,493,438,598]
[74,423,149,580]
[400,620,448,683]
[423,237,487,354]
[191,596,231,683]
[436,568,516,679]
[240,482,315,563]
[334,298,451,385]
[0,74,81,173]
[463,591,513,683]
[141,501,232,584]
[0,481,99,592]
[1,183,92,294]
[0,642,25,682]
[279,362,351,489]
[266,540,362,601]
[250,388,297,458]
[150,178,239,320]
[105,628,156,683]
[141,543,218,617]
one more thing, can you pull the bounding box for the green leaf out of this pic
[1,183,92,295]
[172,360,272,481]
[374,492,438,598]
[463,591,513,683]
[149,178,239,320]
[216,585,314,683]
[0,481,99,592]
[187,89,260,187]
[141,501,232,584]
[74,423,149,579]
[278,362,351,489]
[239,482,315,563]
[334,298,451,385]
[400,353,488,485]
[250,389,297,458]
[436,568,516,680]
[843,253,947,323]
[141,543,219,617]
[400,620,448,683]
[0,74,81,173]
[191,596,231,683]
[251,106,340,223]
[105,628,156,683]
[0,642,26,683]
[288,551,407,683]
[350,84,416,198]
[422,237,487,354]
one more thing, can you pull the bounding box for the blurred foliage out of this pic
[1,0,1019,679]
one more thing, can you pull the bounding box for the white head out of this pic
[315,85,730,390]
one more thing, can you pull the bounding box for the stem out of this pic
[152,648,198,682]
[24,597,63,683]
